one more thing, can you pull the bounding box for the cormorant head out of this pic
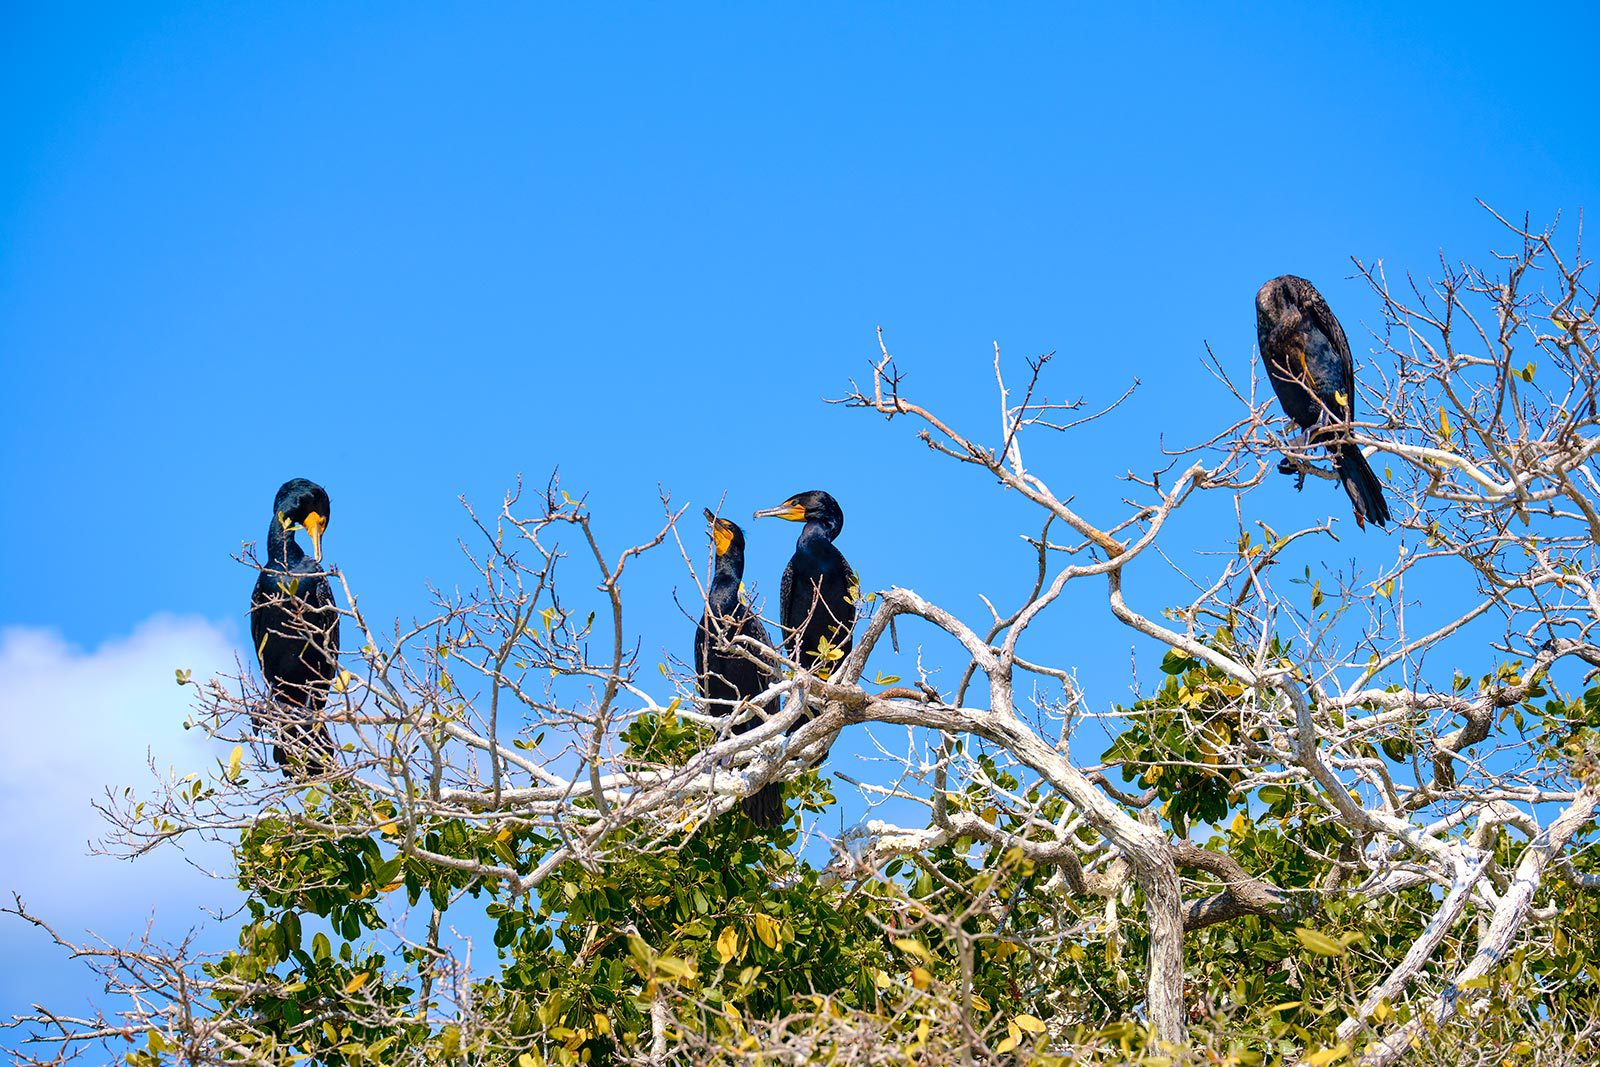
[753,490,843,538]
[703,507,745,560]
[1256,275,1310,331]
[273,478,332,561]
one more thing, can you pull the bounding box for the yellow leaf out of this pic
[716,926,739,964]
[996,1035,1018,1054]
[1014,1013,1046,1034]
[893,937,933,962]
[752,913,779,950]
[1294,927,1346,957]
[593,1013,611,1036]
[1306,1043,1350,1066]
[909,966,932,990]
[344,972,369,994]
[495,827,512,844]
[653,955,695,980]
[226,745,243,781]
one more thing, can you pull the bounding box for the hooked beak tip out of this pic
[303,513,327,562]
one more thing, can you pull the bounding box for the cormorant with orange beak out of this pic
[249,478,339,774]
[696,509,782,827]
[753,490,856,678]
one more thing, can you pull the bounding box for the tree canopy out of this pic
[8,212,1600,1066]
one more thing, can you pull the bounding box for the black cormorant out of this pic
[694,509,782,827]
[753,490,856,677]
[1256,275,1391,529]
[249,478,340,775]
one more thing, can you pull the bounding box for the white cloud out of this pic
[0,617,245,977]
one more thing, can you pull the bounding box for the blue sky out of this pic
[2,0,1596,1031]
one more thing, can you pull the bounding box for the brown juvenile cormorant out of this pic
[249,478,340,775]
[1256,275,1391,529]
[694,509,782,827]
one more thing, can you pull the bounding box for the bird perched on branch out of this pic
[249,478,340,775]
[695,509,782,828]
[754,491,857,677]
[754,490,857,785]
[1256,275,1391,529]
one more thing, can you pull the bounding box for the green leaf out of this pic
[1159,649,1199,675]
[653,955,696,979]
[1294,927,1346,957]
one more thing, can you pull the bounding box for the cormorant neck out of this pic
[799,515,841,548]
[708,550,744,614]
[267,517,305,568]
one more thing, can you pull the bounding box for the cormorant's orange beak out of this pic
[753,501,806,522]
[303,512,326,562]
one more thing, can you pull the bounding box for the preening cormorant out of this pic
[1256,275,1391,529]
[249,478,340,775]
[694,509,782,828]
[753,490,856,677]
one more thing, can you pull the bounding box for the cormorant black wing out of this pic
[777,559,796,649]
[1300,285,1357,420]
[250,570,272,669]
[693,613,707,683]
[306,572,341,682]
